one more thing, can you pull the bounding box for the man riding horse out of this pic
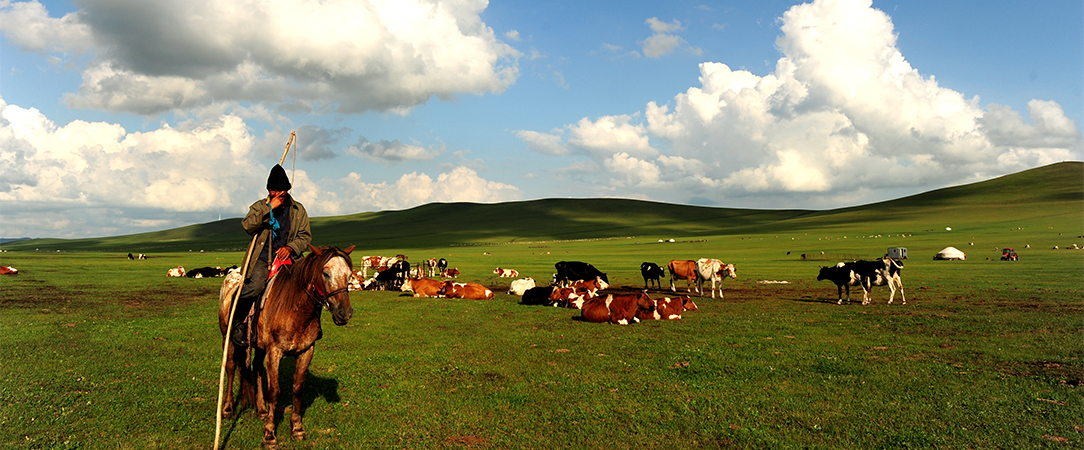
[231,164,311,347]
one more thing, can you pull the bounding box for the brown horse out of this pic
[219,244,355,449]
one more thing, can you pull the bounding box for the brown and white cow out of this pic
[548,287,591,309]
[401,277,446,298]
[696,258,737,299]
[359,255,398,278]
[440,268,460,278]
[493,267,519,278]
[667,260,698,293]
[636,296,699,321]
[440,281,494,300]
[581,292,655,325]
[568,276,608,297]
[508,277,536,296]
[0,265,18,275]
[167,266,186,277]
[348,270,365,291]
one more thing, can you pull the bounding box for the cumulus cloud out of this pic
[337,166,521,211]
[520,0,1082,207]
[640,17,701,58]
[345,136,440,162]
[0,0,520,115]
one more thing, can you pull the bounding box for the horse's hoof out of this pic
[292,430,307,440]
[262,440,278,450]
[221,409,234,420]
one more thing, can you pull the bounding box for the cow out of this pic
[127,253,135,260]
[359,255,398,278]
[667,260,698,293]
[401,277,445,298]
[0,265,18,275]
[852,258,906,305]
[817,262,861,304]
[186,266,227,278]
[437,258,448,274]
[636,296,698,321]
[439,281,494,300]
[520,286,557,306]
[508,277,536,296]
[348,270,365,291]
[440,268,460,278]
[568,277,608,298]
[696,258,737,299]
[373,263,408,290]
[548,287,591,309]
[640,262,667,289]
[494,267,520,278]
[580,292,655,325]
[553,261,608,287]
[167,266,186,277]
[138,254,147,260]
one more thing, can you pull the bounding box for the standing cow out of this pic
[553,261,609,287]
[640,262,667,289]
[696,258,737,299]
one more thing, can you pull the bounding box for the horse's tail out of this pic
[239,364,257,408]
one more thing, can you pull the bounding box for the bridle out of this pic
[307,277,350,308]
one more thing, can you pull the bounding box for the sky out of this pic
[1,0,1081,240]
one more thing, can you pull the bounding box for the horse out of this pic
[218,244,355,449]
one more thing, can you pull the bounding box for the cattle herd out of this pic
[156,248,907,324]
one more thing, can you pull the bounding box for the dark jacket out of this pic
[241,194,311,274]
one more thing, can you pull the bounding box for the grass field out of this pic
[1,162,1081,449]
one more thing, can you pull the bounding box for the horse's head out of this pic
[309,244,356,326]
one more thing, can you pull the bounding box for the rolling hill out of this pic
[4,161,1080,253]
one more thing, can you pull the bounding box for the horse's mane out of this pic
[263,246,353,315]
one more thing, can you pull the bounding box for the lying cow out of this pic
[581,292,655,325]
[401,277,445,298]
[440,268,460,278]
[554,261,608,287]
[348,270,365,291]
[640,262,667,289]
[696,258,737,299]
[167,266,186,277]
[636,296,698,321]
[520,286,557,306]
[568,276,608,297]
[0,265,18,275]
[494,267,519,278]
[186,266,229,278]
[508,277,536,296]
[549,287,591,309]
[440,281,494,300]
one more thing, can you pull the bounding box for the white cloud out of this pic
[515,129,569,156]
[519,0,1082,206]
[640,17,701,58]
[337,166,521,211]
[1,0,520,115]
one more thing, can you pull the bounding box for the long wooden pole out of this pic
[214,131,295,450]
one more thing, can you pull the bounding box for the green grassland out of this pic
[1,162,1081,449]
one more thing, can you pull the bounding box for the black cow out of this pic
[640,262,667,289]
[553,261,608,287]
[437,258,448,273]
[817,263,860,304]
[520,286,557,306]
[375,260,410,290]
[186,266,226,278]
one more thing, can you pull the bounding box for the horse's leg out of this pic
[262,347,283,449]
[222,343,236,419]
[290,347,316,440]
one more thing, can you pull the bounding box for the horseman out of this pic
[231,164,311,347]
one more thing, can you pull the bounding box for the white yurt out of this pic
[934,246,966,260]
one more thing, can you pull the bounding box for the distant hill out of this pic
[4,162,1080,253]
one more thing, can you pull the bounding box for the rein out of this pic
[307,279,349,308]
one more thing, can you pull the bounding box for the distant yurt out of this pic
[934,246,966,260]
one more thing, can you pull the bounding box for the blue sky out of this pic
[1,0,1081,239]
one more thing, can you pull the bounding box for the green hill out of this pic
[5,162,1080,253]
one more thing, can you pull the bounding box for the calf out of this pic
[167,266,186,277]
[817,263,861,304]
[640,262,667,289]
[508,277,536,296]
[440,281,494,300]
[554,261,608,287]
[494,267,519,278]
[348,270,364,291]
[581,292,655,325]
[401,277,445,298]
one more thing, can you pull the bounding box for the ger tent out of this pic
[934,246,966,260]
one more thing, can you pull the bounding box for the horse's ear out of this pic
[343,245,355,255]
[308,244,323,256]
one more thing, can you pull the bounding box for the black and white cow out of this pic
[818,258,906,305]
[817,263,861,304]
[553,261,609,287]
[640,262,667,289]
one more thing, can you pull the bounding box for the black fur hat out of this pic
[266,164,291,191]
